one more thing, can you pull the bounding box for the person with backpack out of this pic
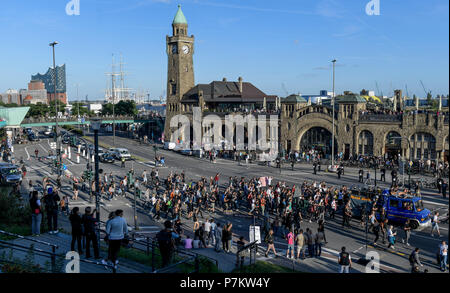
[69,207,83,254]
[43,187,60,234]
[264,229,277,258]
[338,246,352,273]
[156,220,175,267]
[29,191,42,236]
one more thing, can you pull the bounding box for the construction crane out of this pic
[405,84,409,98]
[420,80,432,98]
[375,81,383,97]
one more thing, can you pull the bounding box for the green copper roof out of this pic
[282,94,307,104]
[173,5,187,24]
[336,94,367,103]
[0,106,30,127]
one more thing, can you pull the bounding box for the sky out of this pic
[0,0,448,101]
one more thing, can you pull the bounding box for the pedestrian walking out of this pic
[402,219,412,246]
[409,247,423,273]
[338,246,352,273]
[264,229,277,258]
[431,211,441,237]
[387,225,397,249]
[315,229,325,257]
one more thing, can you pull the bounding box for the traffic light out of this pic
[82,170,93,180]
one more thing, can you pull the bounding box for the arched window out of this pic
[358,130,374,156]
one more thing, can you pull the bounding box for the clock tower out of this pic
[165,4,195,140]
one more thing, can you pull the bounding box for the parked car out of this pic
[0,164,22,186]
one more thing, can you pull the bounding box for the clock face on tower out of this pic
[182,45,189,54]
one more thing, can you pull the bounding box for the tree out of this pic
[101,103,114,116]
[101,100,137,116]
[426,92,432,105]
[71,102,94,116]
[26,103,49,118]
[48,100,66,116]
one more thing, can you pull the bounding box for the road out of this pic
[10,128,449,273]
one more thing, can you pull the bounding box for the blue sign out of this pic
[62,164,67,171]
[81,118,85,123]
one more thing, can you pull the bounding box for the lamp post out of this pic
[49,41,61,178]
[331,59,336,166]
[91,117,102,252]
[134,180,138,230]
[392,136,411,188]
[153,145,158,167]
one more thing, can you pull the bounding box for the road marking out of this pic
[138,226,160,229]
[422,200,449,207]
[353,246,365,253]
[24,147,31,160]
[39,143,48,153]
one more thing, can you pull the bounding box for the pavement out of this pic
[6,128,449,273]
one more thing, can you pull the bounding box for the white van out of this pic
[111,148,131,160]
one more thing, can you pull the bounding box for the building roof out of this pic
[360,95,382,103]
[0,106,30,127]
[173,5,187,24]
[182,80,273,103]
[336,94,367,103]
[282,94,307,104]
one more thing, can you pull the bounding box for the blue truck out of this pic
[349,187,431,230]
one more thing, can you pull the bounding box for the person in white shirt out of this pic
[431,212,441,237]
[209,219,217,245]
[204,219,212,246]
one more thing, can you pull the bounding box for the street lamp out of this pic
[49,41,61,178]
[392,136,412,188]
[91,117,102,252]
[331,59,336,166]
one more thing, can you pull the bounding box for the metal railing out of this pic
[359,113,403,122]
[0,230,116,273]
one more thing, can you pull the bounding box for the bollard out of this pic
[64,148,67,155]
[82,150,85,157]
[92,155,95,163]
[68,152,71,160]
[76,154,80,164]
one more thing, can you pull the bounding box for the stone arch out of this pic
[295,118,335,152]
